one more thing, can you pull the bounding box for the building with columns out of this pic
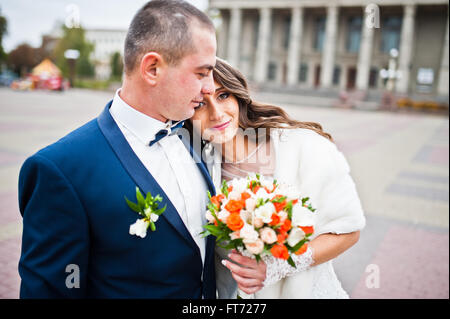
[210,0,449,97]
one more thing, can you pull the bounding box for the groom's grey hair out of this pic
[124,0,215,75]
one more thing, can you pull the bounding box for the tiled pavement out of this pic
[0,87,448,299]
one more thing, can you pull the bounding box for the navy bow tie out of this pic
[149,120,185,146]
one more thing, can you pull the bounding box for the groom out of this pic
[18,0,219,298]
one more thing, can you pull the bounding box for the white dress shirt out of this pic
[109,89,208,265]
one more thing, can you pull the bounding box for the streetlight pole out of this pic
[380,48,401,110]
[64,49,80,88]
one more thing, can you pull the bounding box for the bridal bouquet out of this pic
[201,174,316,268]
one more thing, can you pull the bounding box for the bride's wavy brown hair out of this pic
[212,58,333,142]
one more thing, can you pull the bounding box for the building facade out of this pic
[210,0,449,97]
[85,29,127,80]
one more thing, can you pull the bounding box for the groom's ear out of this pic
[140,52,164,86]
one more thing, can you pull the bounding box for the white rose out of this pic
[287,227,305,247]
[228,190,241,201]
[230,230,241,240]
[255,187,271,200]
[245,239,264,255]
[259,227,277,244]
[240,223,259,244]
[217,209,230,223]
[252,217,264,228]
[254,202,275,223]
[278,211,288,224]
[129,218,149,238]
[231,178,248,194]
[245,197,257,212]
[291,204,315,227]
[274,183,299,201]
[240,210,251,224]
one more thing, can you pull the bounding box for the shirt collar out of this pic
[109,89,175,145]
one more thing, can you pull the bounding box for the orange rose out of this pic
[277,231,288,244]
[210,194,225,209]
[279,219,292,232]
[299,226,314,235]
[225,199,245,214]
[292,199,299,205]
[227,212,244,231]
[241,192,251,201]
[295,243,308,255]
[269,213,280,226]
[270,244,289,260]
[272,195,287,212]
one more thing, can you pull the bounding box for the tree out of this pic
[0,7,8,64]
[53,25,95,78]
[110,51,123,80]
[7,43,40,76]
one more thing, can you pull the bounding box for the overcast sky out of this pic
[0,0,209,52]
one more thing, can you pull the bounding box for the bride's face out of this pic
[190,81,240,145]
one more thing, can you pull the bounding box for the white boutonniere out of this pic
[125,187,167,238]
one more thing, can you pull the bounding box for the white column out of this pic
[217,10,229,59]
[356,7,375,91]
[396,4,416,94]
[254,7,272,83]
[287,7,304,86]
[240,15,254,78]
[320,5,339,88]
[437,15,449,96]
[227,7,242,68]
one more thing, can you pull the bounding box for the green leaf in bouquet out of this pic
[256,198,267,208]
[256,173,260,180]
[290,238,308,252]
[200,229,211,238]
[207,203,217,213]
[203,224,223,237]
[149,221,156,232]
[145,191,153,202]
[207,191,212,200]
[125,197,142,214]
[255,254,261,263]
[285,201,293,219]
[287,256,296,268]
[153,204,167,216]
[301,197,310,205]
[135,187,146,209]
[271,196,287,203]
[221,180,229,197]
[216,241,233,249]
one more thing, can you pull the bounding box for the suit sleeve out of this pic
[18,154,89,298]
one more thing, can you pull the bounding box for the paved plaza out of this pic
[0,87,448,299]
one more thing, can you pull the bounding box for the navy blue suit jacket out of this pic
[18,102,216,298]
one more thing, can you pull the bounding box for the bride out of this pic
[185,58,366,299]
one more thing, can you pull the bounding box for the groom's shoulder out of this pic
[30,116,105,165]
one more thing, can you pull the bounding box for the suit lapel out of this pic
[97,101,200,254]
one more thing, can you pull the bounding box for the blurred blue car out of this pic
[0,70,18,87]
